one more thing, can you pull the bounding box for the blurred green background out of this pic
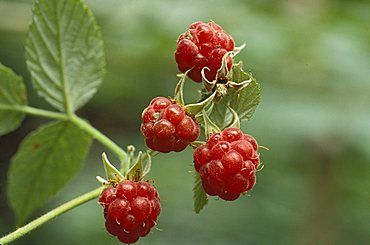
[1,0,369,244]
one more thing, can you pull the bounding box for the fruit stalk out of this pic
[0,187,103,244]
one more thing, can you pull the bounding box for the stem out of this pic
[0,105,68,120]
[70,115,127,162]
[0,106,129,243]
[1,104,127,163]
[146,149,159,159]
[0,186,103,244]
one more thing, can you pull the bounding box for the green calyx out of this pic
[97,148,152,186]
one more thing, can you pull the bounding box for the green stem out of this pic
[1,104,127,163]
[0,106,128,243]
[0,105,68,120]
[0,187,103,244]
[70,115,127,162]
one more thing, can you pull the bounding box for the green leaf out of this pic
[142,151,152,179]
[193,172,208,214]
[209,99,232,129]
[173,73,187,105]
[0,63,27,136]
[226,103,241,128]
[230,61,251,83]
[212,62,261,123]
[7,121,92,224]
[209,99,241,130]
[203,108,221,138]
[185,90,216,117]
[25,0,105,112]
[207,62,260,128]
[230,78,261,121]
[126,151,144,182]
[102,152,124,182]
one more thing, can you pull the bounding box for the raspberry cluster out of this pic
[140,97,200,153]
[99,180,161,244]
[193,128,259,201]
[175,21,235,83]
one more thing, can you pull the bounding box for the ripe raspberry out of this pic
[140,97,200,153]
[175,21,235,83]
[193,127,260,201]
[99,180,161,244]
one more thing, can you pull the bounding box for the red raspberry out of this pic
[98,180,161,244]
[140,97,200,153]
[175,21,235,83]
[193,128,260,201]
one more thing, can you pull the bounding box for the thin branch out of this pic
[0,186,103,244]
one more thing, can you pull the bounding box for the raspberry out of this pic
[98,180,161,244]
[140,97,200,153]
[193,127,260,201]
[175,21,235,83]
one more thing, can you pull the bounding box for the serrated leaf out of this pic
[7,121,92,224]
[208,61,259,128]
[0,63,27,136]
[193,172,208,213]
[25,0,105,112]
[230,78,261,121]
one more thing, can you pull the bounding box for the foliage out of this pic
[2,0,105,226]
[1,0,368,244]
[0,64,27,136]
[8,121,92,224]
[0,0,261,243]
[25,0,105,112]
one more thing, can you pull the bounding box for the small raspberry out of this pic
[175,21,235,83]
[193,127,260,201]
[140,97,200,153]
[98,180,161,244]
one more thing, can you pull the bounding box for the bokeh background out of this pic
[1,0,369,244]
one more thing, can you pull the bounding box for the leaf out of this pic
[25,0,105,112]
[230,78,261,121]
[203,108,221,138]
[173,73,187,105]
[142,151,152,178]
[230,61,251,83]
[209,99,232,129]
[102,152,124,182]
[185,90,216,117]
[226,103,241,129]
[126,151,143,182]
[193,172,208,214]
[209,99,241,130]
[7,121,92,224]
[0,63,27,136]
[207,62,260,127]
